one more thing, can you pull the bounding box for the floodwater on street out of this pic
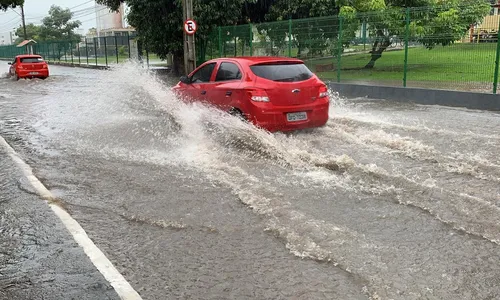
[1,63,499,300]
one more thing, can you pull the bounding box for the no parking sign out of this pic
[184,19,197,35]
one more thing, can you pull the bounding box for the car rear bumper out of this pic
[17,70,49,78]
[246,98,330,132]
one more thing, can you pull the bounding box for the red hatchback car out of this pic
[172,57,330,132]
[8,54,50,80]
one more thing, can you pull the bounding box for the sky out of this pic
[0,0,108,44]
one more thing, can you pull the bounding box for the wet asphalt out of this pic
[0,63,500,300]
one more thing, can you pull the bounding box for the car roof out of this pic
[206,56,304,65]
[16,54,42,58]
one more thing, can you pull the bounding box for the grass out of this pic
[306,43,498,85]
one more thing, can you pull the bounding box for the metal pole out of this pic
[218,27,222,57]
[403,7,410,88]
[145,41,150,68]
[104,36,108,66]
[337,16,343,83]
[249,24,253,56]
[493,18,500,93]
[362,20,367,51]
[85,38,89,65]
[288,18,292,57]
[115,34,119,64]
[127,31,131,58]
[70,42,74,65]
[77,43,81,65]
[94,37,98,66]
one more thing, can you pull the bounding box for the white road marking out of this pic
[0,135,143,300]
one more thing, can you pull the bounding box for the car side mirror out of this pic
[180,76,191,84]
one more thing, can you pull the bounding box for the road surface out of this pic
[1,63,500,300]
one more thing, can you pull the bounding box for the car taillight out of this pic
[42,64,47,69]
[318,85,328,98]
[247,89,270,102]
[18,65,23,69]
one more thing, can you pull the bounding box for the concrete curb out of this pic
[328,82,500,111]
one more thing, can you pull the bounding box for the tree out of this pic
[0,0,23,11]
[256,0,340,58]
[339,0,491,69]
[14,23,40,43]
[97,0,247,75]
[38,5,82,42]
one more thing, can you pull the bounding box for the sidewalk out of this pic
[0,146,120,300]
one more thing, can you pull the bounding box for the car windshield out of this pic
[20,57,44,63]
[249,62,313,82]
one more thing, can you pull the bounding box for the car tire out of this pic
[228,108,246,121]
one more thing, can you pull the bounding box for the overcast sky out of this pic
[0,0,106,43]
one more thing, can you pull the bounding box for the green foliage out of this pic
[118,45,127,56]
[0,0,23,11]
[14,5,82,44]
[38,5,82,42]
[98,0,246,74]
[14,23,40,43]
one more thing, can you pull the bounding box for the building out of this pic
[95,2,124,33]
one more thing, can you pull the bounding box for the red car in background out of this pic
[8,54,50,80]
[172,57,330,132]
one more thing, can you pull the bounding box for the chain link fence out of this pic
[0,32,168,69]
[206,5,500,94]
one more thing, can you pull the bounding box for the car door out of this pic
[184,62,216,103]
[210,61,243,110]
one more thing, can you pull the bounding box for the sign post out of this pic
[182,0,196,75]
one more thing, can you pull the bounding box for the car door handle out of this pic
[201,90,206,95]
[226,91,232,96]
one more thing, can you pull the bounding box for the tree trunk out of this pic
[364,30,391,69]
[172,51,185,76]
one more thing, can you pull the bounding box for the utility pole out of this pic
[182,0,196,75]
[20,4,27,41]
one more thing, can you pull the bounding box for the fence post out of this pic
[115,34,119,64]
[362,20,367,51]
[493,19,500,93]
[104,37,108,66]
[94,37,98,66]
[70,42,74,65]
[77,43,81,65]
[127,31,131,59]
[337,16,343,83]
[85,38,89,65]
[218,26,222,57]
[249,23,253,56]
[403,7,410,88]
[288,18,292,57]
[234,26,237,57]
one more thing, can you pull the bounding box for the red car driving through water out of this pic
[8,54,50,80]
[172,57,330,132]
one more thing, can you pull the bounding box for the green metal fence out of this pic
[208,5,500,94]
[0,32,168,69]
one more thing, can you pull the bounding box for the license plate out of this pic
[29,72,39,75]
[286,111,307,122]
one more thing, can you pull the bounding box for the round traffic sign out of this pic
[184,19,197,35]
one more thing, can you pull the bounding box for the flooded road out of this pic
[1,63,500,300]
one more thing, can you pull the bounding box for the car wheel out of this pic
[228,108,247,121]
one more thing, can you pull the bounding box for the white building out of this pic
[95,1,126,33]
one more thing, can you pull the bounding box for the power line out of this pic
[69,0,95,10]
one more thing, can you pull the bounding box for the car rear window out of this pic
[249,62,314,82]
[20,57,44,63]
